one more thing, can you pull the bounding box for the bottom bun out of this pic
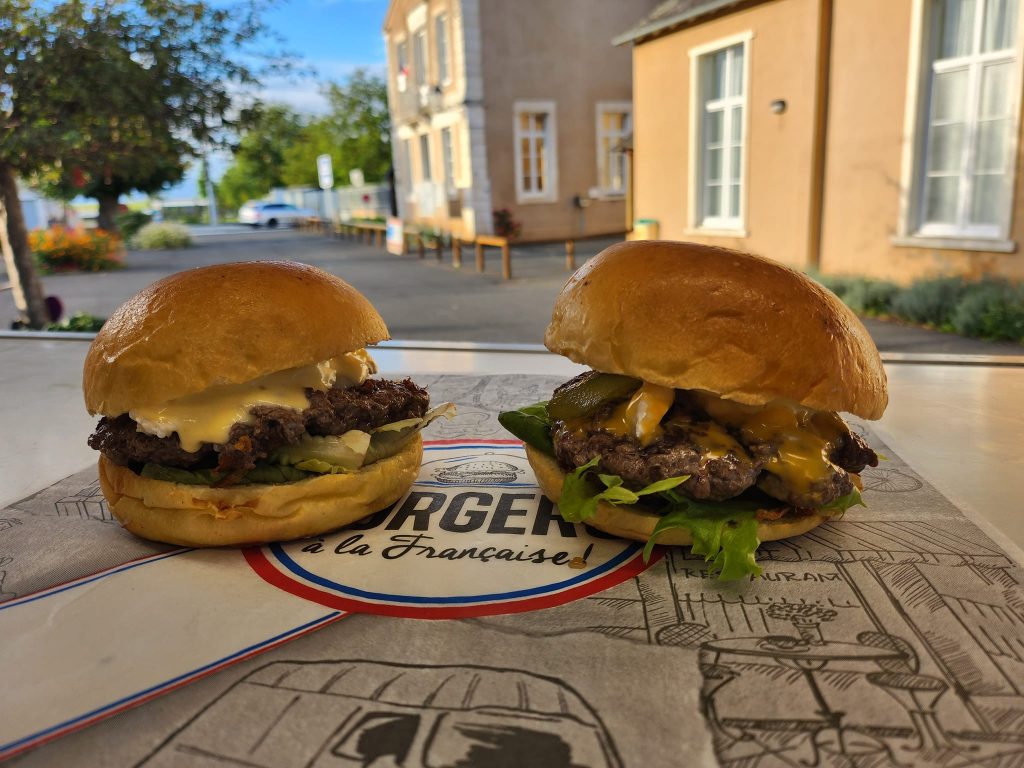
[98,435,423,547]
[525,445,827,545]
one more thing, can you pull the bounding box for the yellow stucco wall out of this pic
[820,0,1024,282]
[632,0,824,270]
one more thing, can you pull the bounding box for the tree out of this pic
[0,1,283,327]
[280,70,391,188]
[217,105,304,211]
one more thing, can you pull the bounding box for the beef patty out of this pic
[89,378,429,476]
[551,403,877,509]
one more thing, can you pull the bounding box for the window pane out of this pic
[706,50,727,100]
[970,173,1006,223]
[730,146,742,182]
[931,68,968,121]
[927,123,965,172]
[730,106,743,145]
[706,111,723,145]
[982,0,1018,51]
[705,184,722,218]
[936,0,977,59]
[520,138,531,190]
[536,137,546,191]
[436,14,449,82]
[707,147,723,182]
[420,135,431,180]
[924,175,960,222]
[980,62,1012,118]
[414,31,427,86]
[976,118,1009,171]
[729,183,741,218]
[535,113,547,133]
[729,45,745,97]
[519,113,530,132]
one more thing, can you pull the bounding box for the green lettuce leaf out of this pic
[557,457,689,523]
[498,401,555,455]
[364,402,457,465]
[819,487,866,514]
[643,500,764,581]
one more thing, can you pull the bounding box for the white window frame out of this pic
[595,102,632,197]
[434,12,451,86]
[687,31,752,235]
[513,100,558,204]
[898,0,1023,250]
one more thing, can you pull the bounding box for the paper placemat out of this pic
[3,374,1023,767]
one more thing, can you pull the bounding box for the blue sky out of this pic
[168,0,389,201]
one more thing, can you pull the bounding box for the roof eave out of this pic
[612,0,754,47]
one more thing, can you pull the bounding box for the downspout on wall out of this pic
[807,0,833,271]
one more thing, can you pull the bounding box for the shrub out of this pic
[47,312,106,332]
[951,280,1024,342]
[890,276,967,328]
[809,274,898,316]
[30,227,122,273]
[114,210,151,241]
[132,222,193,250]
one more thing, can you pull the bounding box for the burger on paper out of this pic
[500,241,887,580]
[83,261,454,547]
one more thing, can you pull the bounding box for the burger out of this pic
[84,261,453,547]
[499,241,886,579]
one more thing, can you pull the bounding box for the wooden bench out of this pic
[473,235,511,280]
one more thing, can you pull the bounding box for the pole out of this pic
[203,155,218,226]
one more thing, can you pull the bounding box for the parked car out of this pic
[237,201,315,228]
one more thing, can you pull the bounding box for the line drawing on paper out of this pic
[137,659,623,768]
[474,517,1024,767]
[54,480,115,523]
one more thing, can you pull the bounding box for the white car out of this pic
[237,201,315,228]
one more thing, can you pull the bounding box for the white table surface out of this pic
[1,336,1022,555]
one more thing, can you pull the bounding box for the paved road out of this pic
[3,229,1021,355]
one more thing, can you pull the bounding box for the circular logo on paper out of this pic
[244,440,660,618]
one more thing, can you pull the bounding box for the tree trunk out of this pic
[0,164,48,329]
[96,192,119,233]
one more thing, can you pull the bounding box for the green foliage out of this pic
[891,276,967,328]
[131,222,193,250]
[114,211,151,241]
[47,312,107,332]
[812,269,1023,344]
[280,71,392,188]
[2,1,287,221]
[951,280,1024,341]
[218,105,305,211]
[30,227,122,273]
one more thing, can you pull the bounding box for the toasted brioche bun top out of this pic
[545,241,887,419]
[84,261,389,416]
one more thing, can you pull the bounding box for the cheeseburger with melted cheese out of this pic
[500,241,886,579]
[84,261,452,547]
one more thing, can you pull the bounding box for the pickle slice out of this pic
[547,372,641,421]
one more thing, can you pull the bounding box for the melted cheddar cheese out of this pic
[130,350,375,452]
[589,381,675,447]
[693,392,845,494]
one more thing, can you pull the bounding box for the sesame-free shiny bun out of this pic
[545,241,887,419]
[526,445,826,545]
[84,261,389,416]
[98,436,422,547]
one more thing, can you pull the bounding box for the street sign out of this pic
[349,168,365,188]
[317,154,334,190]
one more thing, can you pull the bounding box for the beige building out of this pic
[383,0,656,240]
[619,0,1024,282]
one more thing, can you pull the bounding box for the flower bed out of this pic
[30,227,123,273]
